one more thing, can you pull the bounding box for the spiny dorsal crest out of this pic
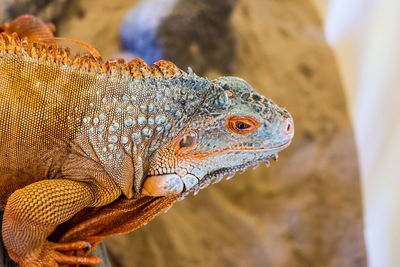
[0,31,199,82]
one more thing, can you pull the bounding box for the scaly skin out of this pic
[0,15,294,266]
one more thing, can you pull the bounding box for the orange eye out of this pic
[178,132,197,150]
[235,121,251,130]
[227,116,260,135]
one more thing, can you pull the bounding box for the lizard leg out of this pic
[2,179,109,267]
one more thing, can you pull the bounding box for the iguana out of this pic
[0,15,294,266]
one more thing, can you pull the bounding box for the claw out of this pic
[271,153,278,161]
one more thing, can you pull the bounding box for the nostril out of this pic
[286,123,291,132]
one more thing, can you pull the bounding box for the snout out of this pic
[282,117,294,138]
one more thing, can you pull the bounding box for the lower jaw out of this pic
[143,152,277,198]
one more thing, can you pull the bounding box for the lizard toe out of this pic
[51,240,91,252]
[53,250,101,266]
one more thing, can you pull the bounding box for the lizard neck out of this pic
[74,75,212,197]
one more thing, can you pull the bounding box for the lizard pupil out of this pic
[235,121,250,130]
[227,116,259,135]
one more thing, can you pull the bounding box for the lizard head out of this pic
[142,76,294,197]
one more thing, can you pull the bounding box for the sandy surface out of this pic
[54,0,367,266]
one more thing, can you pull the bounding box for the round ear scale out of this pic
[227,116,260,135]
[176,132,197,151]
[142,174,184,196]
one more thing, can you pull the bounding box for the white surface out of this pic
[312,0,400,266]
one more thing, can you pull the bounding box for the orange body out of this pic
[0,51,92,208]
[0,14,294,267]
[0,16,178,266]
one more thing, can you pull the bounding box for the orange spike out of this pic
[106,57,127,67]
[150,65,164,78]
[0,34,7,53]
[128,60,143,79]
[104,58,128,76]
[129,58,152,79]
[9,32,21,54]
[152,60,181,78]
[31,42,39,58]
[42,37,102,62]
[1,33,12,54]
[20,37,30,55]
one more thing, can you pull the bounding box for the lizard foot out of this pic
[18,241,101,267]
[51,240,102,267]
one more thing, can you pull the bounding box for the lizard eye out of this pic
[227,116,260,135]
[178,132,197,150]
[235,121,251,130]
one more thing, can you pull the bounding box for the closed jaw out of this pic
[142,173,200,196]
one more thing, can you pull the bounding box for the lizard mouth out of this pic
[246,139,291,152]
[267,139,292,150]
[182,139,292,161]
[141,153,277,197]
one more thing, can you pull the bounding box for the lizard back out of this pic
[0,32,212,206]
[0,44,97,206]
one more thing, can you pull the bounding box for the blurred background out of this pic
[1,0,397,266]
